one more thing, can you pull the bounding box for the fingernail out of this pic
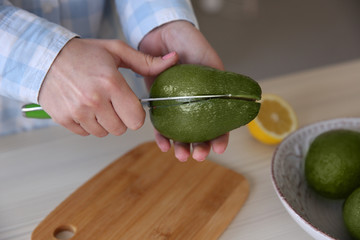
[178,158,188,162]
[159,146,168,152]
[162,51,176,60]
[176,155,188,162]
[194,156,206,162]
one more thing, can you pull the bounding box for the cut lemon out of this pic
[247,93,298,144]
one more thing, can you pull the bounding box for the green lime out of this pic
[305,129,360,199]
[343,187,360,239]
[149,64,262,143]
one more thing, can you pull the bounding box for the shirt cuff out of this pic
[0,5,78,103]
[116,0,199,49]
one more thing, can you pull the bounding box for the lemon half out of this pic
[247,93,298,144]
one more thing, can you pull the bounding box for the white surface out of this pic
[0,117,311,240]
[272,118,360,240]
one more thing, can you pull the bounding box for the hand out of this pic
[139,20,229,162]
[39,38,178,137]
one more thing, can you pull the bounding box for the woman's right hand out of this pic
[38,38,178,137]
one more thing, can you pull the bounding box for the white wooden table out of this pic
[1,59,360,240]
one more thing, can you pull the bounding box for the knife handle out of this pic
[22,104,51,119]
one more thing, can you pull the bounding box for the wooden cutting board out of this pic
[31,141,249,240]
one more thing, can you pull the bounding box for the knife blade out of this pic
[140,94,232,102]
[21,94,236,119]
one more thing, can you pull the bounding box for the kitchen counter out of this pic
[1,59,360,240]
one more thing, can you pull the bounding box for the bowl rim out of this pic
[271,117,360,240]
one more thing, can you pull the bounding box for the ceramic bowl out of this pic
[271,118,360,240]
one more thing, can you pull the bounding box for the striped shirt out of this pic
[0,0,197,136]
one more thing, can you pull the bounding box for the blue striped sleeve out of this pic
[116,0,198,49]
[0,3,77,103]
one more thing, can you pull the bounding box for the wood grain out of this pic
[31,141,249,240]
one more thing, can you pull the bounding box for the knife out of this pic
[21,94,236,119]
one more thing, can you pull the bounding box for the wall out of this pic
[192,0,360,80]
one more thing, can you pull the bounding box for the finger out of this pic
[211,133,230,154]
[110,72,146,130]
[68,123,90,136]
[154,129,171,152]
[55,117,90,136]
[95,101,127,136]
[78,116,109,137]
[104,40,178,76]
[71,108,109,137]
[44,103,91,136]
[125,50,178,76]
[174,141,191,162]
[192,142,211,162]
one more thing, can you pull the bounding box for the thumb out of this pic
[104,40,178,76]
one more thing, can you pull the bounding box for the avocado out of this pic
[149,64,262,143]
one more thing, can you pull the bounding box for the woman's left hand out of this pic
[139,20,229,162]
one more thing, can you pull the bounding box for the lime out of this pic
[305,129,360,199]
[343,187,360,239]
[149,64,262,143]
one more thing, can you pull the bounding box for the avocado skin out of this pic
[149,64,262,143]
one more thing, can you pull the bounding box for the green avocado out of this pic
[305,129,360,199]
[149,64,262,143]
